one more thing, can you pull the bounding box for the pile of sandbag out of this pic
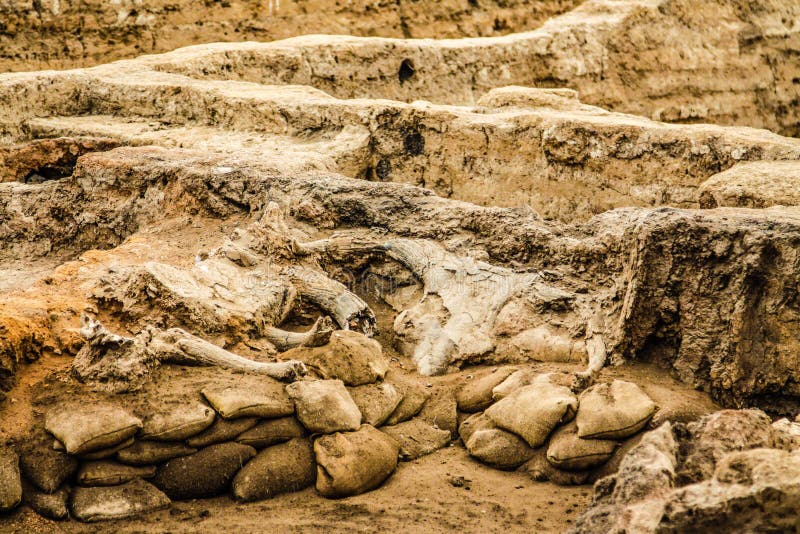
[15,330,454,522]
[456,367,657,484]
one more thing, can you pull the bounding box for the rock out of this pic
[45,403,142,455]
[70,479,170,522]
[676,409,776,485]
[456,366,518,412]
[519,449,591,486]
[19,444,78,494]
[465,428,535,470]
[202,380,294,419]
[546,422,618,471]
[22,480,69,520]
[78,438,136,460]
[348,382,403,427]
[576,380,656,440]
[283,330,388,386]
[384,375,429,426]
[236,417,306,449]
[698,160,800,209]
[381,419,451,461]
[485,381,578,447]
[314,425,399,498]
[186,417,259,448]
[0,450,22,511]
[152,442,256,500]
[77,461,157,486]
[140,401,216,441]
[772,418,800,450]
[117,441,197,466]
[232,438,316,502]
[286,379,362,434]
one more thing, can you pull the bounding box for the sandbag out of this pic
[236,417,306,448]
[485,381,577,447]
[283,330,388,386]
[19,444,78,494]
[0,450,22,512]
[546,422,618,471]
[77,461,156,486]
[382,419,451,461]
[460,415,535,470]
[152,442,256,500]
[576,380,656,439]
[286,380,362,434]
[186,417,259,448]
[384,375,429,426]
[491,369,537,401]
[348,382,403,427]
[518,449,590,486]
[314,425,399,498]
[417,387,458,437]
[232,438,316,502]
[140,401,215,441]
[70,479,170,522]
[456,367,518,412]
[202,380,294,420]
[117,441,197,466]
[45,403,142,455]
[79,438,136,460]
[22,479,69,520]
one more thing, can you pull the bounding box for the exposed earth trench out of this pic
[1,0,800,532]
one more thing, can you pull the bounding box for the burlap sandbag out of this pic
[202,380,294,419]
[236,417,306,449]
[45,403,142,455]
[70,479,170,522]
[458,412,496,443]
[286,380,362,434]
[283,330,388,386]
[77,461,156,487]
[152,442,256,500]
[140,401,215,441]
[381,419,451,461]
[460,413,534,469]
[348,382,403,427]
[79,438,135,460]
[456,366,518,413]
[546,422,618,471]
[22,479,69,520]
[232,438,316,502]
[186,417,259,448]
[491,369,538,401]
[314,425,399,498]
[576,380,656,439]
[19,443,78,493]
[518,448,590,486]
[0,450,21,512]
[384,374,429,426]
[485,381,577,447]
[117,441,197,466]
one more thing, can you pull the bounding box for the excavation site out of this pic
[0,0,799,532]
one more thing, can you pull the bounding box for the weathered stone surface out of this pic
[381,419,451,461]
[117,441,197,466]
[314,425,399,498]
[77,461,157,487]
[202,380,294,419]
[70,479,170,522]
[152,442,256,500]
[283,330,388,386]
[287,379,362,434]
[348,382,404,427]
[45,403,142,455]
[485,381,577,447]
[236,417,306,449]
[699,161,800,209]
[232,438,316,502]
